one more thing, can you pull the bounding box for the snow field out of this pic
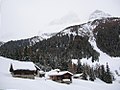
[0,56,120,90]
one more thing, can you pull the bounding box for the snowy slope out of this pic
[84,38,120,72]
[71,29,120,80]
[29,36,44,46]
[39,32,57,39]
[72,38,120,82]
[0,56,120,90]
[89,38,120,77]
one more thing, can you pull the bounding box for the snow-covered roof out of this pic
[73,74,83,77]
[49,71,73,76]
[35,65,41,70]
[39,70,45,74]
[12,61,36,71]
[51,69,60,72]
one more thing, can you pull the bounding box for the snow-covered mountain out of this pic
[57,16,120,75]
[38,32,57,39]
[0,10,120,87]
[0,11,120,62]
[89,10,111,21]
[38,10,112,40]
[58,21,95,38]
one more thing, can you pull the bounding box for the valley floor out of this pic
[0,73,120,90]
[0,56,120,90]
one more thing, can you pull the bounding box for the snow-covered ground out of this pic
[89,38,120,75]
[0,56,120,90]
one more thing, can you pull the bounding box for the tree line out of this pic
[68,60,113,83]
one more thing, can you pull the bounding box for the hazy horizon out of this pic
[0,0,120,42]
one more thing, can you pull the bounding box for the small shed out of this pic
[73,73,83,79]
[39,70,45,77]
[35,65,45,77]
[10,61,37,79]
[49,71,73,84]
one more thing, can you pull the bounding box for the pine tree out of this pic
[77,59,83,73]
[89,67,96,81]
[105,63,112,83]
[81,63,88,80]
[9,64,14,72]
[81,70,88,80]
[68,60,73,73]
[100,65,106,82]
[94,63,100,78]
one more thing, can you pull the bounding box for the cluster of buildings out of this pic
[9,62,76,84]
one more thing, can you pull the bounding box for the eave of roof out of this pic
[49,71,73,76]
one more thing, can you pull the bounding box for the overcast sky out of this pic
[0,0,120,42]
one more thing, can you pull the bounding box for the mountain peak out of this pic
[89,10,111,20]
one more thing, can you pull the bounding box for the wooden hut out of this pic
[49,71,73,84]
[10,62,37,79]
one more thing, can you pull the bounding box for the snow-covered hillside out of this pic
[39,32,57,39]
[71,37,120,83]
[0,10,120,90]
[82,38,120,77]
[29,36,44,46]
[0,56,120,90]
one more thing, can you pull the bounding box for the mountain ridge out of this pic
[0,11,120,77]
[0,17,119,60]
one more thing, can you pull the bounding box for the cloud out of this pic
[49,12,80,25]
[0,0,120,41]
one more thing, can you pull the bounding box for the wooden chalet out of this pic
[10,62,37,79]
[49,71,73,84]
[11,69,36,79]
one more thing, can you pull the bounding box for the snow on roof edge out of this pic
[49,71,73,76]
[11,61,36,71]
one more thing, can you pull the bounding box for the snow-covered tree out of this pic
[105,63,112,83]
